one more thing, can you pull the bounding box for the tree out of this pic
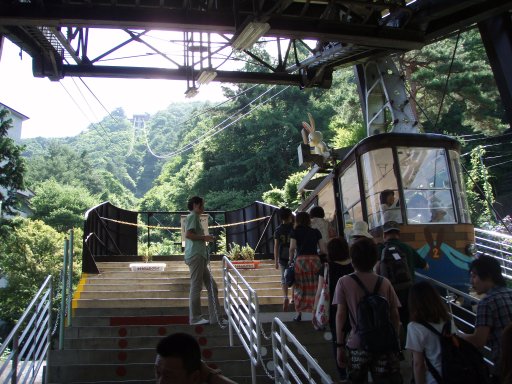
[0,109,26,215]
[0,218,63,324]
[0,218,82,327]
[400,29,507,136]
[30,180,99,232]
[466,146,495,225]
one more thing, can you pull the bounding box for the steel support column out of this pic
[479,12,512,128]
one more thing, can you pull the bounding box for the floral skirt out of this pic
[293,255,321,312]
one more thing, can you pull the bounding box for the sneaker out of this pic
[190,318,209,325]
[212,318,228,326]
[219,318,228,326]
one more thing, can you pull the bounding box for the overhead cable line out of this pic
[433,31,461,132]
[487,159,512,169]
[460,142,507,157]
[144,85,289,159]
[58,81,116,146]
[143,85,280,159]
[142,83,264,156]
[461,131,512,143]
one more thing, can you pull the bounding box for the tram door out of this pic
[338,136,475,291]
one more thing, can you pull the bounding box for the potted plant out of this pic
[226,242,260,269]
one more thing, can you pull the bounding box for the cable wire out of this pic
[143,85,289,159]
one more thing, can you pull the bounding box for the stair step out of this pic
[47,359,256,382]
[81,280,280,291]
[73,295,283,308]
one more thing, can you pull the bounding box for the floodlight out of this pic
[185,87,199,98]
[231,22,270,51]
[197,69,218,85]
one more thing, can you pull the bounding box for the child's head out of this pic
[279,207,293,223]
[408,281,449,323]
[327,237,350,263]
[295,211,310,227]
[349,237,377,272]
[310,206,325,219]
[380,189,395,205]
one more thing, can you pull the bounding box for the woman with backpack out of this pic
[332,237,402,384]
[312,236,354,381]
[289,211,324,322]
[405,281,450,384]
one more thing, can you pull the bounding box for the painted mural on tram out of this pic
[298,133,475,291]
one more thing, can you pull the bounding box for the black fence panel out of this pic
[81,201,279,273]
[82,202,137,273]
[225,201,279,259]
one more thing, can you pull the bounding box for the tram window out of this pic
[450,150,471,223]
[397,147,456,224]
[340,161,363,233]
[361,148,402,229]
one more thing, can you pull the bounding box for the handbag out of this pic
[284,261,295,287]
[313,263,330,330]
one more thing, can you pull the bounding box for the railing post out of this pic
[46,278,53,384]
[59,238,69,350]
[250,290,256,384]
[147,213,152,250]
[11,333,18,384]
[67,230,74,327]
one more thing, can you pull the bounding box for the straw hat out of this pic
[350,221,373,238]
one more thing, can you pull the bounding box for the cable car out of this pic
[298,132,475,291]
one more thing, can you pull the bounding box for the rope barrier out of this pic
[98,215,271,230]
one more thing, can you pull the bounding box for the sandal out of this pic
[293,313,302,322]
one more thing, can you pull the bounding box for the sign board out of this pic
[180,214,210,247]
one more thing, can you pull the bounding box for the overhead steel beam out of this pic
[58,65,303,85]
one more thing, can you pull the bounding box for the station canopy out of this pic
[0,0,510,90]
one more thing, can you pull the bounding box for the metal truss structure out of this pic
[0,0,511,92]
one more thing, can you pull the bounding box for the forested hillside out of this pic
[19,29,509,217]
[1,28,510,329]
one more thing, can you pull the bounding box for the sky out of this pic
[0,37,227,139]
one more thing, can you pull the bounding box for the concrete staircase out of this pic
[47,260,340,383]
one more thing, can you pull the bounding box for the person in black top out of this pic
[289,211,324,321]
[313,237,354,381]
[274,207,294,311]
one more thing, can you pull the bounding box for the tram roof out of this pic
[337,132,461,169]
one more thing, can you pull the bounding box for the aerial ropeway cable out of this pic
[143,85,290,159]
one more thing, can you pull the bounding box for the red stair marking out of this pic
[194,325,205,334]
[118,328,127,337]
[110,315,189,326]
[202,349,213,359]
[118,351,127,361]
[115,366,127,377]
[118,339,128,349]
[198,336,207,346]
[158,327,166,335]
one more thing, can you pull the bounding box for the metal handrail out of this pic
[222,257,334,384]
[222,256,261,383]
[271,317,333,384]
[0,275,53,384]
[474,227,512,280]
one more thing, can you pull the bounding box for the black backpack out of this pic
[419,321,490,384]
[349,274,400,353]
[379,242,412,291]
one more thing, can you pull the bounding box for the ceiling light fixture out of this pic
[231,21,270,51]
[197,69,218,85]
[184,87,199,98]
